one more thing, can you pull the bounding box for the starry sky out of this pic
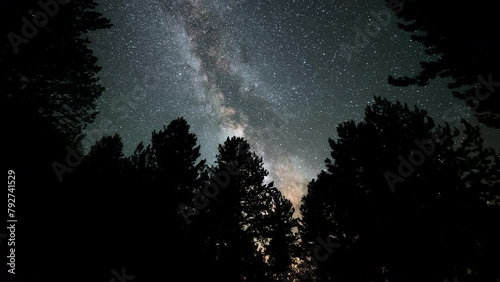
[86,0,499,213]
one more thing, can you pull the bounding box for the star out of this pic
[86,0,498,213]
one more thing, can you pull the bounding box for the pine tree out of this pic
[385,0,500,128]
[203,136,273,281]
[300,97,500,281]
[1,2,111,281]
[136,118,209,279]
[3,0,112,147]
[151,117,207,204]
[56,134,135,282]
[263,187,298,281]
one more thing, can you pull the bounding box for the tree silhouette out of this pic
[85,134,126,173]
[301,96,500,281]
[125,117,209,279]
[56,134,137,282]
[385,0,500,128]
[151,117,207,205]
[2,0,111,186]
[147,117,207,250]
[1,1,111,281]
[59,118,211,281]
[126,141,156,190]
[3,0,112,146]
[199,137,274,281]
[262,187,298,281]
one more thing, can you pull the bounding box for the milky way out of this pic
[86,0,499,214]
[156,0,316,209]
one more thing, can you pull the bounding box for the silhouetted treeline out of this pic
[301,97,500,281]
[2,1,500,282]
[58,117,296,282]
[385,0,500,128]
[2,1,111,281]
[61,101,499,282]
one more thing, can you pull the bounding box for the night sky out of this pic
[85,0,499,212]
